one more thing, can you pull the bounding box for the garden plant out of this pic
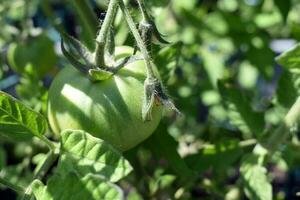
[1,0,300,199]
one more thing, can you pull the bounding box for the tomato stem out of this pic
[118,0,156,79]
[95,0,119,68]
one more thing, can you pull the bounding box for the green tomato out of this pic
[48,46,163,151]
[7,34,56,77]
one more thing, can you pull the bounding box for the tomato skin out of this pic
[48,46,163,151]
[7,34,56,77]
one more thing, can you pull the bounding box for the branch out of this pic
[95,0,119,68]
[118,0,155,79]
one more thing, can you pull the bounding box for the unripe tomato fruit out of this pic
[7,34,56,77]
[48,46,163,151]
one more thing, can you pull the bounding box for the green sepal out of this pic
[88,68,114,81]
[61,39,90,75]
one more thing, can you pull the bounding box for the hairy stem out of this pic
[0,176,25,193]
[95,0,119,68]
[22,149,60,200]
[118,0,155,79]
[265,96,300,153]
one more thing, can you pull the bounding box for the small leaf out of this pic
[240,154,272,200]
[276,43,300,69]
[57,130,132,182]
[0,91,48,140]
[32,172,124,200]
[88,68,113,81]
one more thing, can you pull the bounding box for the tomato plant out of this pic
[48,46,163,151]
[2,0,300,200]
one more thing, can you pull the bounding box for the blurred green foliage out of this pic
[1,0,300,199]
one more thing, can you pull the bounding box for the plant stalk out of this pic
[22,149,60,200]
[118,0,155,79]
[265,96,300,153]
[0,176,25,193]
[40,136,56,151]
[95,0,119,68]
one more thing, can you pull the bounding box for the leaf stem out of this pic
[22,149,60,200]
[265,96,300,153]
[0,176,25,194]
[95,0,119,68]
[118,0,155,79]
[40,135,56,151]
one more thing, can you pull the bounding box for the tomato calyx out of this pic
[142,77,180,121]
[61,33,144,82]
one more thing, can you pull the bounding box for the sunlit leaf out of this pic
[0,91,48,140]
[32,172,124,200]
[57,130,132,183]
[276,43,300,69]
[240,154,272,200]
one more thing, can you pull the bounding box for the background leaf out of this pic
[218,80,265,138]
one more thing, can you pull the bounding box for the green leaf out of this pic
[240,154,272,200]
[57,130,132,183]
[32,172,124,200]
[276,69,298,108]
[218,80,265,137]
[276,43,300,69]
[0,91,48,140]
